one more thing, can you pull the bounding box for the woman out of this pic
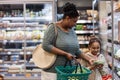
[42,2,93,80]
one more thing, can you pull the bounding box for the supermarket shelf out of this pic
[107,54,120,80]
[0,27,46,31]
[115,67,120,78]
[3,49,22,52]
[75,30,99,34]
[4,77,41,80]
[2,17,52,21]
[0,62,37,68]
[2,40,42,43]
[108,68,120,80]
[0,51,33,55]
[77,20,97,24]
[0,1,53,79]
[2,73,41,80]
[79,41,89,44]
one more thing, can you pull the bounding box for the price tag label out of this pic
[27,52,31,54]
[20,52,24,54]
[25,73,31,78]
[7,28,11,30]
[34,74,38,77]
[10,40,14,42]
[7,52,11,55]
[12,74,16,77]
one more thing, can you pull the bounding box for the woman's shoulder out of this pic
[45,23,56,32]
[47,23,55,28]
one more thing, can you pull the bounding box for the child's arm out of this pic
[98,54,109,76]
[80,58,98,70]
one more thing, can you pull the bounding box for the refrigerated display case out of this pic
[0,0,55,79]
[99,0,120,80]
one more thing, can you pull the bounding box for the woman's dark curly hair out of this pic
[62,2,79,19]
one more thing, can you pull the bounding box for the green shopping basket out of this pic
[55,59,91,80]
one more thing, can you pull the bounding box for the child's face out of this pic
[89,42,100,55]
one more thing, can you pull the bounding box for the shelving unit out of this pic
[107,11,120,80]
[100,0,120,79]
[75,19,99,44]
[0,0,55,79]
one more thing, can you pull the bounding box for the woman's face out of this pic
[89,42,100,55]
[65,16,78,28]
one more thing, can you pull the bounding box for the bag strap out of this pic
[43,23,58,46]
[53,23,58,46]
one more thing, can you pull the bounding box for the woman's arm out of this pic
[79,53,94,65]
[51,46,74,60]
[79,56,96,70]
[42,24,73,60]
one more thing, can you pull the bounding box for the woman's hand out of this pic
[65,53,74,60]
[88,65,97,70]
[89,59,95,65]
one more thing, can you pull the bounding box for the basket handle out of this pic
[64,59,72,67]
[75,62,83,73]
[73,58,83,73]
[64,58,83,73]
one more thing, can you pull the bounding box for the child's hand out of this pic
[96,64,103,69]
[93,60,104,69]
[89,63,103,70]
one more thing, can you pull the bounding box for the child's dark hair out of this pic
[62,2,79,19]
[89,37,101,47]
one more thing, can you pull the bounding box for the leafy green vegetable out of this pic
[93,60,104,65]
[72,67,87,74]
[76,25,83,30]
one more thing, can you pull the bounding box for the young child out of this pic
[80,37,110,80]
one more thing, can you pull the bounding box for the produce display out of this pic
[114,49,120,59]
[117,71,120,76]
[68,66,91,80]
[32,30,41,40]
[0,30,6,40]
[72,66,87,74]
[0,30,44,40]
[75,24,98,30]
[76,24,83,30]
